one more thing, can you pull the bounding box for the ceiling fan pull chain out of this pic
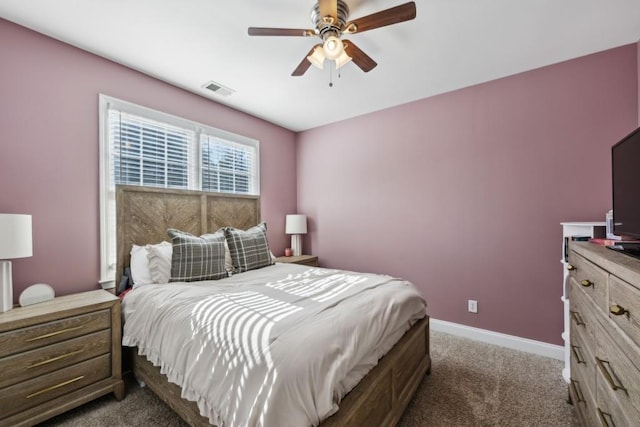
[329,63,333,87]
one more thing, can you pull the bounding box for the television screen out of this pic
[612,127,640,239]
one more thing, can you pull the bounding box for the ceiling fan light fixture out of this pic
[307,45,325,69]
[323,34,344,60]
[335,50,352,69]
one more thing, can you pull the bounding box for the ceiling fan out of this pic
[248,0,416,77]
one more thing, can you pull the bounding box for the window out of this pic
[99,95,259,286]
[112,112,194,189]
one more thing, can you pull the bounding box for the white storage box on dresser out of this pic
[568,241,640,426]
[0,290,124,426]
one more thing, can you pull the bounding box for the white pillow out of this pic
[130,244,153,286]
[146,241,173,284]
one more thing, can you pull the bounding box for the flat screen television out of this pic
[610,126,640,258]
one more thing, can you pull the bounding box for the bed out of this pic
[116,185,431,426]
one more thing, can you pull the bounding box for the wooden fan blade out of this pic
[344,2,416,34]
[292,44,321,76]
[319,0,338,20]
[248,27,315,37]
[343,40,377,72]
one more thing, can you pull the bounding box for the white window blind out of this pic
[111,111,197,189]
[99,95,259,286]
[201,134,258,194]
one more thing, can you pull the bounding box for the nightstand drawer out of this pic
[275,255,318,267]
[0,354,111,419]
[0,309,110,358]
[0,329,111,389]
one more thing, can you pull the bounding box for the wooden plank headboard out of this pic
[115,185,260,283]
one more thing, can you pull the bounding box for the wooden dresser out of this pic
[568,242,640,426]
[0,290,124,426]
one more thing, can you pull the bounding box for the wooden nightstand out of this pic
[0,290,124,426]
[275,254,319,267]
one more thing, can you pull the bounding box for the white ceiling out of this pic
[1,0,640,132]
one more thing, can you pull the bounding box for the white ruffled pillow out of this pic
[130,244,154,286]
[147,241,173,284]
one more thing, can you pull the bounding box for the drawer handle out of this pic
[596,357,628,395]
[25,326,84,342]
[609,304,628,317]
[580,279,593,288]
[26,375,84,399]
[570,310,585,326]
[571,345,586,364]
[569,379,585,403]
[28,350,84,369]
[567,264,575,271]
[597,408,616,427]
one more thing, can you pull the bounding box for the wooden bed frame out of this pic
[116,185,431,426]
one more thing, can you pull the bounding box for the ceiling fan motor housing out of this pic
[311,0,350,37]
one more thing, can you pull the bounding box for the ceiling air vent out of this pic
[203,80,235,97]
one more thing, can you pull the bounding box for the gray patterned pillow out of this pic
[168,229,228,282]
[224,223,274,273]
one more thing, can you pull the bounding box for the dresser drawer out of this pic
[569,278,600,344]
[0,309,110,358]
[596,371,639,427]
[568,252,608,313]
[594,320,640,424]
[570,322,596,398]
[0,354,111,419]
[0,329,111,389]
[608,275,640,352]
[570,367,598,427]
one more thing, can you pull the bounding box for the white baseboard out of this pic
[430,318,564,360]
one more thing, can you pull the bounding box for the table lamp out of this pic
[0,214,33,312]
[285,214,307,257]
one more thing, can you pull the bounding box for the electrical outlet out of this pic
[468,300,478,313]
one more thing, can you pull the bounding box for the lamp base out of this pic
[291,235,303,257]
[0,260,14,312]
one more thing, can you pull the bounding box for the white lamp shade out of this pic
[285,214,307,235]
[0,214,33,259]
[307,46,325,69]
[335,50,352,69]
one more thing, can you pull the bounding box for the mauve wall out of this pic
[0,19,297,301]
[297,45,639,345]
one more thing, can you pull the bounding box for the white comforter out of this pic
[122,263,426,427]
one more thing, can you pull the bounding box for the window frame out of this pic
[98,94,260,287]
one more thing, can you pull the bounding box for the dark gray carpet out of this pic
[397,332,580,427]
[38,330,579,426]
